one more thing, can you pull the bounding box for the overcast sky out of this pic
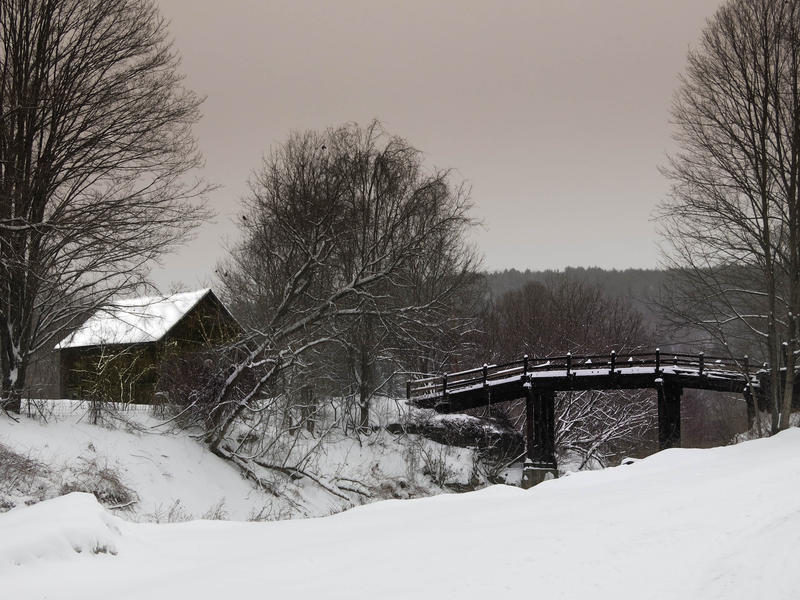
[151,0,724,291]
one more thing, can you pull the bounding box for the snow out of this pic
[422,364,754,399]
[55,289,212,349]
[1,398,482,521]
[0,408,276,520]
[0,493,124,570]
[2,428,799,599]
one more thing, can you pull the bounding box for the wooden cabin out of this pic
[55,289,240,403]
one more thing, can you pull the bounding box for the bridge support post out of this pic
[657,382,682,450]
[523,382,534,481]
[522,385,557,489]
[743,387,756,430]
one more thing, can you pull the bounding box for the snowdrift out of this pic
[0,493,123,571]
[2,429,799,599]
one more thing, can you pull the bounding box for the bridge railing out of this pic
[406,350,751,399]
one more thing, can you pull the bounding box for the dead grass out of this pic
[0,442,51,510]
[60,457,138,508]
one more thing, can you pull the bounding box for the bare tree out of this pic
[326,123,480,430]
[209,122,477,467]
[0,0,209,412]
[660,0,800,432]
[484,276,648,361]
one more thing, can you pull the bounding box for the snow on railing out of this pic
[406,350,753,399]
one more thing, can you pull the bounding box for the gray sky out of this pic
[151,0,724,291]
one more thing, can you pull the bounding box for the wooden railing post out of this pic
[699,352,704,376]
[523,354,529,378]
[566,352,572,377]
[482,363,489,387]
[610,350,616,374]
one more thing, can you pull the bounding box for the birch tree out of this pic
[0,0,208,412]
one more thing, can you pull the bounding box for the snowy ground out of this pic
[2,428,799,599]
[0,407,274,520]
[0,398,482,521]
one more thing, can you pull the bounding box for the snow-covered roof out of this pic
[55,289,215,349]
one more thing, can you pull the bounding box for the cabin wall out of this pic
[24,350,62,400]
[60,345,160,403]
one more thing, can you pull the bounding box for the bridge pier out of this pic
[743,387,756,429]
[522,383,557,489]
[657,382,682,450]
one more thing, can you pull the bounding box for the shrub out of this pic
[61,458,137,508]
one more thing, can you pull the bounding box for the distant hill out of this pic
[484,267,669,322]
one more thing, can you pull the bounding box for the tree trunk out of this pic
[0,316,25,414]
[780,316,797,430]
[358,351,371,431]
[357,318,373,432]
[766,262,782,434]
[301,385,316,434]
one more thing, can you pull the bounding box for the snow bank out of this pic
[0,493,123,573]
[3,429,799,599]
[1,401,483,521]
[0,412,277,520]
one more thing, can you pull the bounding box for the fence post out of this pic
[655,347,661,374]
[699,352,704,376]
[610,350,616,374]
[483,363,489,387]
[566,352,572,377]
[523,354,529,378]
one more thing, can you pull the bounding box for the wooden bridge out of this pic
[406,350,758,486]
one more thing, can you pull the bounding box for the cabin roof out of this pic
[55,288,228,349]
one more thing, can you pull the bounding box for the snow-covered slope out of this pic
[2,429,799,600]
[0,410,276,519]
[0,400,481,520]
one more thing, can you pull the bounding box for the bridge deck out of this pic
[408,351,756,413]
